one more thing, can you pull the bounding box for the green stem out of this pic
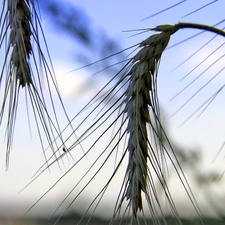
[177,22,225,37]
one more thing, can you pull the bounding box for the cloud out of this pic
[53,63,88,98]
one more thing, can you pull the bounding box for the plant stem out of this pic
[177,22,225,37]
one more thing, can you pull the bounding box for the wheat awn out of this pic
[0,0,75,169]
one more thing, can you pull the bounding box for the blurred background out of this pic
[1,0,225,224]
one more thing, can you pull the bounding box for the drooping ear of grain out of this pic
[18,21,217,224]
[124,31,171,217]
[26,22,225,224]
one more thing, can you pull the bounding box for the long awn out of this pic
[0,0,76,169]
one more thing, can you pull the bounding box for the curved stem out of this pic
[177,22,225,37]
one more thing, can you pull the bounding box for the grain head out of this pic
[0,0,74,169]
[123,31,171,217]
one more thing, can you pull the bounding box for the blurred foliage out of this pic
[1,215,225,225]
[155,121,225,218]
[38,0,125,74]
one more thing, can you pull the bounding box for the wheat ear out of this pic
[0,0,34,167]
[25,23,225,224]
[8,0,32,87]
[124,31,171,217]
[0,0,75,169]
[27,29,181,224]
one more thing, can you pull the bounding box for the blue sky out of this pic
[1,0,225,220]
[48,0,225,159]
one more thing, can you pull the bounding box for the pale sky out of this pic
[0,0,225,220]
